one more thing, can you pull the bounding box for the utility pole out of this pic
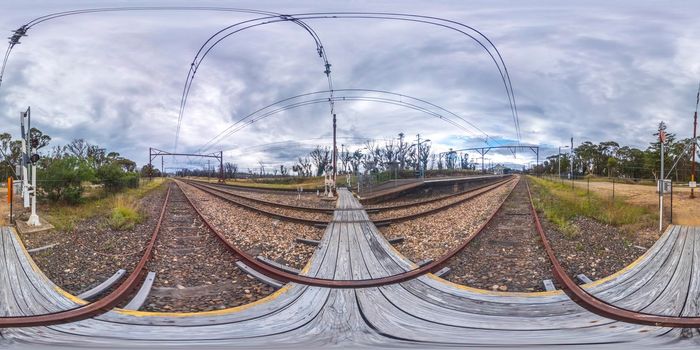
[659,128,666,232]
[332,113,337,183]
[691,82,699,199]
[219,151,224,183]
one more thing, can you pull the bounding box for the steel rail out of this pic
[526,180,700,328]
[187,180,337,214]
[0,186,172,328]
[174,176,516,288]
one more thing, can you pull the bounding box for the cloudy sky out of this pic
[1,0,698,171]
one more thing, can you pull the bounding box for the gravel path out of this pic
[379,179,516,262]
[179,181,324,270]
[142,182,274,312]
[20,185,167,295]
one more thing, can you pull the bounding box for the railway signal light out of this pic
[29,154,40,164]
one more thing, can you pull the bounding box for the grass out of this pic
[108,194,141,230]
[528,176,657,238]
[44,178,167,231]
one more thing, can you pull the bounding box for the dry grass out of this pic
[528,176,657,237]
[45,178,166,231]
[108,194,142,230]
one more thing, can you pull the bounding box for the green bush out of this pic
[38,156,95,204]
[96,163,140,193]
[108,194,141,230]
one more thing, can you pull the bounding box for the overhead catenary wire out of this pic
[195,88,496,154]
[175,12,521,154]
[0,8,522,160]
[196,94,487,156]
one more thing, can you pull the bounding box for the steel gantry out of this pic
[148,148,224,182]
[440,145,540,174]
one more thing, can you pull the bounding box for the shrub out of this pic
[97,163,140,193]
[38,156,95,204]
[108,194,141,230]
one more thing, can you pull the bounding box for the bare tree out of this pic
[280,164,289,176]
[294,156,312,177]
[309,145,331,176]
[224,162,238,179]
[349,149,363,175]
[66,139,89,159]
[258,161,266,176]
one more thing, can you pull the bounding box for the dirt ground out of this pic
[571,179,700,225]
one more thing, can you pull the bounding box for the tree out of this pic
[140,164,161,177]
[224,162,238,179]
[309,145,331,176]
[66,139,89,159]
[38,156,94,204]
[29,127,51,150]
[96,162,139,193]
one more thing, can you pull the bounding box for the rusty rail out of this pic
[525,179,700,328]
[0,186,172,328]
[187,180,336,214]
[175,176,516,288]
[185,180,330,225]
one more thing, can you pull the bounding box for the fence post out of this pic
[587,176,590,196]
[670,181,673,224]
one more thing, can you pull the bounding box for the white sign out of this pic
[658,179,672,193]
[690,181,697,188]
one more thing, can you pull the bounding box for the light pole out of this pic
[558,145,569,181]
[415,134,431,179]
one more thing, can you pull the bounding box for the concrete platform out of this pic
[14,216,54,235]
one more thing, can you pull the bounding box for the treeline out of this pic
[539,122,699,181]
[246,133,479,178]
[0,129,142,204]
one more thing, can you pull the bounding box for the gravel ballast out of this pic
[179,181,324,270]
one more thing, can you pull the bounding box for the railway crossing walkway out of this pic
[1,188,699,348]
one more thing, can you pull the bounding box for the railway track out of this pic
[429,174,700,328]
[369,176,515,224]
[441,176,550,291]
[144,182,273,312]
[184,180,333,224]
[186,176,514,226]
